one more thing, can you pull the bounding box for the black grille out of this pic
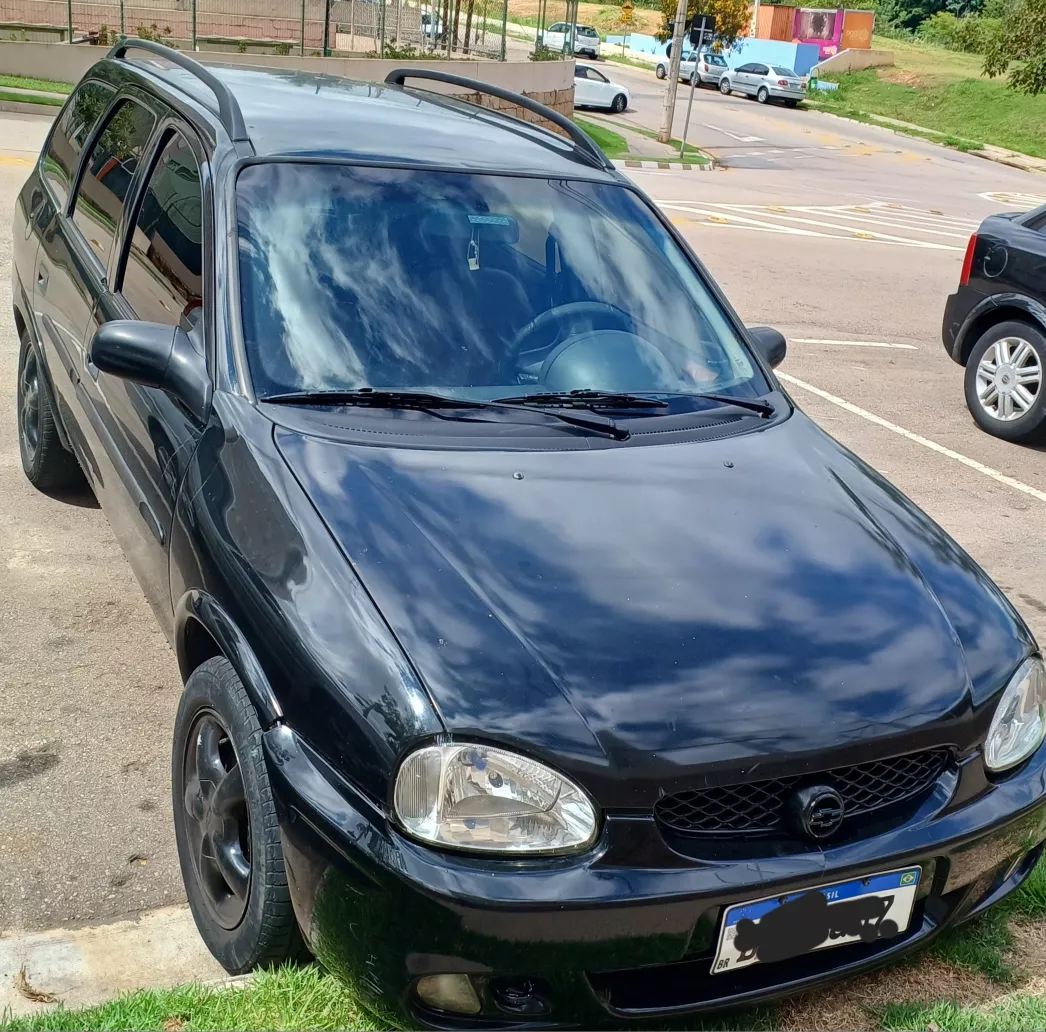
[655,750,950,836]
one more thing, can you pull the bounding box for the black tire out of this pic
[655,63,667,80]
[16,327,83,492]
[689,70,698,87]
[611,92,627,113]
[173,657,307,974]
[719,77,731,95]
[757,86,770,104]
[964,320,1046,443]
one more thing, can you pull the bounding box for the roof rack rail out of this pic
[108,37,250,143]
[384,67,611,171]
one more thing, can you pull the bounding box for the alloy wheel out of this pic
[181,711,252,929]
[18,345,41,461]
[719,78,731,95]
[975,336,1042,421]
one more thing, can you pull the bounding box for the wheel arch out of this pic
[957,295,1046,366]
[175,589,283,727]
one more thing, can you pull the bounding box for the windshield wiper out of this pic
[261,388,630,440]
[263,388,483,410]
[685,393,776,418]
[495,389,668,410]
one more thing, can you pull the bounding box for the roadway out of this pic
[2,77,1046,934]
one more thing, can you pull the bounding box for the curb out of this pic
[805,103,1046,176]
[614,158,720,172]
[0,99,60,117]
[0,905,225,1018]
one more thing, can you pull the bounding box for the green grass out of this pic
[880,996,1046,1031]
[0,89,64,107]
[0,74,71,94]
[929,857,1046,982]
[575,115,630,158]
[814,64,1046,159]
[596,114,710,162]
[0,965,388,1032]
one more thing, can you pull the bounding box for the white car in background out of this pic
[543,22,601,58]
[573,63,630,113]
[656,49,726,86]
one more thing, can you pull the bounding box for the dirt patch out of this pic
[777,956,997,1031]
[878,68,928,89]
[1005,918,1046,988]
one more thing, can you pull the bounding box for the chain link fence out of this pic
[0,0,510,57]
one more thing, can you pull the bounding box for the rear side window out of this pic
[120,131,204,325]
[773,66,798,76]
[71,100,156,269]
[41,81,116,209]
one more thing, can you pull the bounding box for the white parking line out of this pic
[792,338,918,350]
[779,373,1046,505]
[703,124,764,143]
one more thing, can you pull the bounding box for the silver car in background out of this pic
[718,62,807,106]
[656,49,727,87]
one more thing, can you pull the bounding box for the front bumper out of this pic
[265,727,1046,1028]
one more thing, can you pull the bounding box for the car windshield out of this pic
[235,164,765,403]
[772,66,798,76]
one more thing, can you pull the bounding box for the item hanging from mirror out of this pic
[467,232,480,272]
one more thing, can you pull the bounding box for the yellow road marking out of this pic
[0,155,33,166]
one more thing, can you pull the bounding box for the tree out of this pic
[656,0,750,46]
[983,0,1046,94]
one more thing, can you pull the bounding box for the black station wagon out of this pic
[12,39,1046,1029]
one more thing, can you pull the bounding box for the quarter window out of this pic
[71,100,156,269]
[40,80,116,209]
[120,131,204,325]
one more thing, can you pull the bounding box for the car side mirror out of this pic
[748,326,787,369]
[89,320,212,422]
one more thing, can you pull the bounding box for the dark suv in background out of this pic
[12,39,1046,1030]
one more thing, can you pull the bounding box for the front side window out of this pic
[72,100,156,268]
[41,80,116,209]
[236,164,764,407]
[120,131,203,325]
[590,68,609,83]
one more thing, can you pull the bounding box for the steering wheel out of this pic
[500,301,633,382]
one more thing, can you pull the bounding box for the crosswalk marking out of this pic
[980,191,1046,210]
[655,200,971,251]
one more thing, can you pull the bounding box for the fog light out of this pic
[415,974,481,1015]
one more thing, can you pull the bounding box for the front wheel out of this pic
[611,93,627,113]
[655,63,667,80]
[719,77,731,95]
[173,657,308,973]
[757,86,770,104]
[964,320,1046,443]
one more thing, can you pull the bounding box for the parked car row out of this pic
[657,52,809,107]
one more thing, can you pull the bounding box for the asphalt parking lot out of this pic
[1,82,1046,938]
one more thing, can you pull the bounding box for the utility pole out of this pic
[657,0,688,144]
[751,0,761,37]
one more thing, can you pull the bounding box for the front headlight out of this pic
[393,742,598,854]
[985,656,1046,772]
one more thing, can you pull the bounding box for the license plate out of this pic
[711,866,920,974]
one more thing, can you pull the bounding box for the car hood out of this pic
[274,413,1030,805]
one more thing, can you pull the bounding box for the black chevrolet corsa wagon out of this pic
[12,39,1046,1028]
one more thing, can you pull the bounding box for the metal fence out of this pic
[0,0,511,57]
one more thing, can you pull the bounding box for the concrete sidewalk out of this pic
[0,906,225,1018]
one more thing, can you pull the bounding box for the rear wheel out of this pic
[16,326,83,492]
[173,658,308,974]
[655,63,667,80]
[964,320,1046,443]
[718,77,731,95]
[611,92,627,113]
[757,86,770,104]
